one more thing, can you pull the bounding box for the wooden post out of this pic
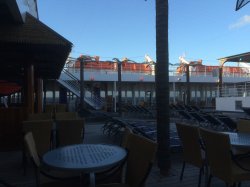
[35,78,43,113]
[25,65,34,114]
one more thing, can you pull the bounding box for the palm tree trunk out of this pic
[155,0,171,174]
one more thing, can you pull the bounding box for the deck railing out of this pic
[65,63,250,78]
[220,82,250,97]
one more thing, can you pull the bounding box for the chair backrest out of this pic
[44,104,55,113]
[237,119,250,133]
[22,120,53,155]
[55,112,78,120]
[199,128,233,182]
[176,123,203,168]
[24,132,41,168]
[56,119,85,147]
[125,133,157,187]
[28,113,52,121]
[121,127,133,148]
[55,104,67,112]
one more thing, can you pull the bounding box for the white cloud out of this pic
[229,15,250,29]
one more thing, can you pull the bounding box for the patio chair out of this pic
[22,120,53,175]
[227,119,250,156]
[24,132,81,187]
[22,120,53,156]
[199,128,250,187]
[175,123,205,187]
[56,119,85,147]
[97,132,157,187]
[28,113,52,121]
[178,110,193,121]
[188,112,207,125]
[216,115,237,131]
[103,118,126,137]
[44,104,55,113]
[55,104,67,112]
[237,119,250,133]
[95,127,134,185]
[201,114,224,130]
[55,112,78,120]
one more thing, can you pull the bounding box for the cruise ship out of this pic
[2,53,250,113]
[54,53,250,112]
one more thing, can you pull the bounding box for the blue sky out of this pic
[38,0,250,66]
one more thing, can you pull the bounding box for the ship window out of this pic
[235,100,242,110]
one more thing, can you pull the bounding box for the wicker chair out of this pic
[24,132,81,187]
[55,104,67,112]
[175,123,205,187]
[200,128,250,187]
[237,119,250,133]
[44,104,55,113]
[94,127,134,185]
[97,133,157,187]
[56,119,85,147]
[22,120,53,156]
[55,112,78,120]
[28,113,52,121]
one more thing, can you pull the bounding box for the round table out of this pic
[224,132,250,148]
[43,144,127,187]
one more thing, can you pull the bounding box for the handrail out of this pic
[58,68,105,110]
[62,68,79,82]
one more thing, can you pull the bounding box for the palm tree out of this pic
[155,0,171,174]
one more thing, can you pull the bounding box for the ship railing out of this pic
[65,63,250,78]
[220,82,250,97]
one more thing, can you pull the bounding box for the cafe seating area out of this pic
[2,119,250,186]
[20,118,158,187]
[174,120,250,187]
[1,100,250,187]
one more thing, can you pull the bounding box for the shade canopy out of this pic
[0,13,72,82]
[236,0,250,11]
[0,81,21,96]
[218,51,250,63]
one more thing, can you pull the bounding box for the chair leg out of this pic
[204,163,209,186]
[22,147,27,176]
[207,174,212,187]
[180,162,185,181]
[198,168,202,187]
[230,183,236,187]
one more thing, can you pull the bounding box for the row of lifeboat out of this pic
[68,55,249,75]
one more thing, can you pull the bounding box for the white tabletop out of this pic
[43,144,127,173]
[223,132,250,148]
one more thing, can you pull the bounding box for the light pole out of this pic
[113,58,122,116]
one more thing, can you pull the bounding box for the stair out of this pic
[57,68,105,110]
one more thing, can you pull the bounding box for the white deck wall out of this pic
[216,97,250,111]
